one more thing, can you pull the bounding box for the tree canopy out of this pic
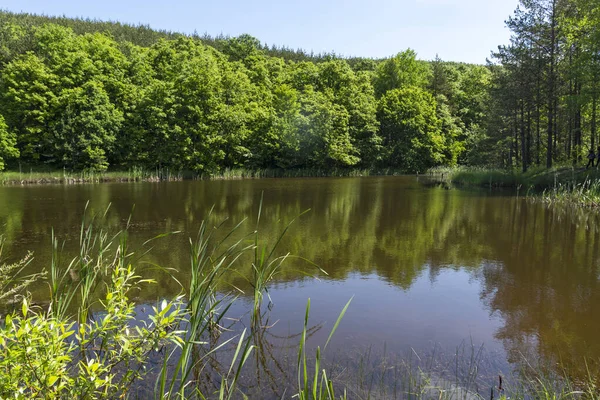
[0,2,596,173]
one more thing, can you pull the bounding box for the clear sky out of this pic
[3,0,520,64]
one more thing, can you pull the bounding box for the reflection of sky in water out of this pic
[257,269,506,357]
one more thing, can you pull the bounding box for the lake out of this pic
[1,176,599,396]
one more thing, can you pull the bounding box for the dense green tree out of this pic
[46,81,123,170]
[429,56,454,99]
[130,79,187,169]
[171,44,227,172]
[286,61,320,91]
[373,50,430,97]
[378,87,444,172]
[0,53,57,162]
[220,34,262,62]
[0,115,19,170]
[267,84,303,168]
[312,60,380,165]
[0,22,27,66]
[297,87,359,168]
[342,71,382,165]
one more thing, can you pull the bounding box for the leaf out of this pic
[324,296,353,350]
[47,376,59,386]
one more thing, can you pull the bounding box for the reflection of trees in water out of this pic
[2,178,600,380]
[0,187,25,247]
[474,200,600,379]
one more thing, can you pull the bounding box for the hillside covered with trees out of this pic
[0,0,598,174]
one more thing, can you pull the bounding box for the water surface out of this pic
[1,176,599,387]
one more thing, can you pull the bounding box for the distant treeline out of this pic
[0,1,597,174]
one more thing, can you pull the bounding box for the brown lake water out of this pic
[1,176,599,393]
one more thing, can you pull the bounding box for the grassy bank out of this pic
[430,166,600,208]
[0,167,408,185]
[208,167,408,180]
[0,168,170,185]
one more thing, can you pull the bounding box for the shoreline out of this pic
[0,167,409,186]
[6,166,600,210]
[430,166,600,208]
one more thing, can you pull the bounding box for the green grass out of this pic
[431,165,600,188]
[0,166,412,185]
[541,179,600,208]
[430,165,600,208]
[209,167,400,180]
[0,167,173,185]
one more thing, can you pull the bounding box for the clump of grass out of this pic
[0,166,408,186]
[0,203,344,399]
[431,165,600,191]
[296,297,352,400]
[541,179,600,208]
[157,210,256,399]
[430,166,525,188]
[208,167,404,180]
[430,165,600,209]
[0,167,182,185]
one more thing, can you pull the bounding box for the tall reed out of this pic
[157,211,255,399]
[296,297,352,400]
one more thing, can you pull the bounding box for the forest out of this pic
[0,0,598,174]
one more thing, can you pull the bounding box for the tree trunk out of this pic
[527,107,532,168]
[521,101,527,172]
[546,0,557,169]
[569,47,573,164]
[536,50,542,166]
[593,94,597,151]
[514,108,519,168]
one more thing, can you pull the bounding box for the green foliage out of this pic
[485,0,600,170]
[48,81,122,171]
[3,3,599,174]
[0,115,18,170]
[0,12,494,175]
[0,53,57,161]
[378,87,444,172]
[374,50,431,97]
[298,88,359,167]
[0,302,76,398]
[4,215,163,399]
[0,255,184,399]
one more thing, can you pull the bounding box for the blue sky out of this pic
[3,0,520,63]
